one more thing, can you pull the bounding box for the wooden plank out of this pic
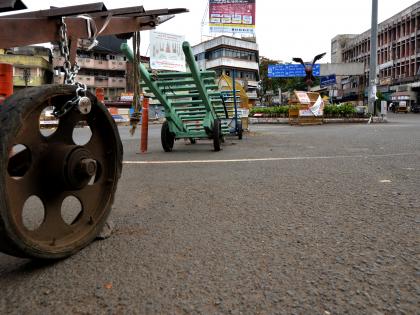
[3,2,107,17]
[88,6,145,17]
[124,8,189,17]
[0,16,159,48]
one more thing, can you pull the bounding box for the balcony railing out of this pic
[206,58,259,71]
[108,60,126,70]
[76,74,95,86]
[108,77,126,88]
[53,56,127,72]
[13,76,44,87]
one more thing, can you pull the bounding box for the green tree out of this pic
[259,57,283,94]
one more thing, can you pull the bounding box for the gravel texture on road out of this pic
[1,113,419,314]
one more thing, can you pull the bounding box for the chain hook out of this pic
[55,17,90,118]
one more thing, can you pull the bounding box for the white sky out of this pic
[13,0,420,62]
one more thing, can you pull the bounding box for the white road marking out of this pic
[379,180,392,183]
[123,152,418,165]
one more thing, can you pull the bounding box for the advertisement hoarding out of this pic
[209,0,256,35]
[150,31,186,72]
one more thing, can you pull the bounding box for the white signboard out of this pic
[295,92,311,104]
[309,95,324,116]
[381,100,387,116]
[150,31,186,72]
[236,109,249,118]
[299,96,324,117]
[370,85,378,100]
[299,109,314,117]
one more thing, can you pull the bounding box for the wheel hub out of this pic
[45,145,96,191]
[64,147,96,190]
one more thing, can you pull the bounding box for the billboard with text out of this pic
[150,31,186,72]
[209,0,256,35]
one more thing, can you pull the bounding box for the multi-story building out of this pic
[53,36,128,100]
[333,2,420,107]
[330,34,359,101]
[0,46,53,91]
[192,35,260,106]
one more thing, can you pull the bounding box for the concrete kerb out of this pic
[136,117,388,126]
[248,117,388,124]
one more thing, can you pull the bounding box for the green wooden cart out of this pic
[122,42,229,151]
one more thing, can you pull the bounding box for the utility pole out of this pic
[368,0,378,114]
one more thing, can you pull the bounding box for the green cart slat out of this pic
[156,77,215,87]
[156,71,216,79]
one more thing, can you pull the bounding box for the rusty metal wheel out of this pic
[0,85,123,259]
[161,120,174,152]
[213,119,222,152]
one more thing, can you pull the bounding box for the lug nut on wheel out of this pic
[80,158,96,177]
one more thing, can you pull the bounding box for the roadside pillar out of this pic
[368,0,378,115]
[0,63,13,104]
[95,88,105,103]
[140,97,149,153]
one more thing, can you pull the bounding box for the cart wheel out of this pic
[237,121,243,140]
[189,138,196,144]
[161,121,175,152]
[0,85,123,259]
[213,119,222,152]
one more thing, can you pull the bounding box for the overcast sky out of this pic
[14,0,420,62]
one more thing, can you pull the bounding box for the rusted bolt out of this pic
[79,158,96,177]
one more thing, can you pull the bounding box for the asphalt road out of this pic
[1,113,419,314]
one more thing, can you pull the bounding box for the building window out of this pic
[196,52,205,61]
[206,48,257,62]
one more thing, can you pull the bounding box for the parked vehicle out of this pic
[411,104,420,113]
[112,114,129,125]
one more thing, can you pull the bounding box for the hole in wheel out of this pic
[61,196,83,226]
[72,124,92,146]
[39,106,59,137]
[8,144,31,178]
[22,196,45,231]
[88,160,102,185]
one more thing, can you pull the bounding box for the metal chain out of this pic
[54,17,89,118]
[129,31,142,135]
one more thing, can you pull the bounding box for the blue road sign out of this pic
[268,64,321,78]
[320,74,337,88]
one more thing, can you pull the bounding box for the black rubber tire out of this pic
[213,119,222,152]
[189,138,196,144]
[0,85,123,259]
[237,120,243,140]
[161,121,175,152]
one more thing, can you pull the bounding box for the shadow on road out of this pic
[0,253,59,278]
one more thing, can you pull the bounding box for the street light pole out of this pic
[368,0,378,114]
